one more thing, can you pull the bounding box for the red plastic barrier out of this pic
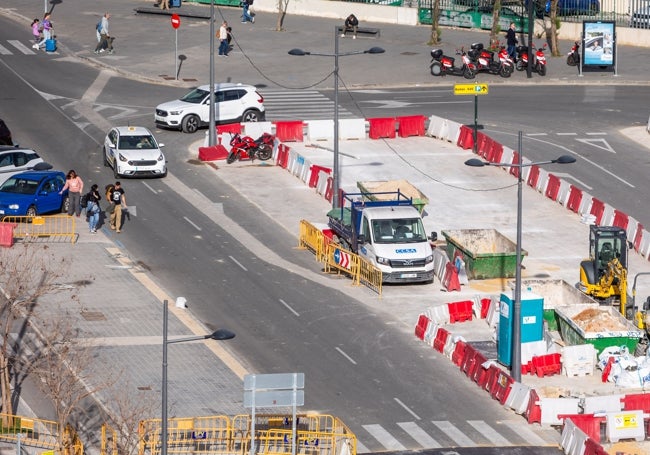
[324,176,333,202]
[198,145,229,161]
[491,371,514,404]
[526,165,540,188]
[414,314,431,340]
[525,389,541,424]
[485,140,503,163]
[634,223,644,251]
[468,351,487,383]
[452,340,467,367]
[621,392,650,412]
[545,174,561,201]
[308,165,331,188]
[521,361,533,375]
[532,353,562,377]
[566,185,583,213]
[475,132,490,158]
[461,344,477,376]
[277,144,290,168]
[509,152,520,178]
[559,414,605,443]
[590,198,605,225]
[274,121,304,142]
[474,361,492,387]
[480,298,491,319]
[433,327,449,353]
[448,300,473,323]
[217,123,242,135]
[612,209,629,230]
[483,364,501,392]
[583,437,608,455]
[457,125,475,150]
[442,262,461,292]
[368,117,396,139]
[397,115,426,138]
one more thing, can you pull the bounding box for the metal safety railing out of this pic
[298,220,383,295]
[137,414,357,455]
[0,414,83,455]
[2,214,77,243]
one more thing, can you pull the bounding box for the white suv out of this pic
[154,83,265,133]
[0,146,45,186]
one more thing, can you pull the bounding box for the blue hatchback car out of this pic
[0,170,69,217]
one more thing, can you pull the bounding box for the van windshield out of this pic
[372,218,427,243]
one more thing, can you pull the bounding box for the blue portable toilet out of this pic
[497,290,544,367]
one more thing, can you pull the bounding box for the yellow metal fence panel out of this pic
[298,220,326,263]
[323,242,360,284]
[100,424,118,455]
[2,214,77,243]
[357,261,382,296]
[138,415,355,455]
[0,413,83,455]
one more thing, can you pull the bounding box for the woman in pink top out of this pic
[60,169,84,216]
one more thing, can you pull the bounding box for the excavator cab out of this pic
[579,225,628,313]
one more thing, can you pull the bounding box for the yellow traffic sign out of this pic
[454,84,489,95]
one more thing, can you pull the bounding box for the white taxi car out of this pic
[103,126,167,178]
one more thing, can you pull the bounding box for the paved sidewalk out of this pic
[2,0,650,88]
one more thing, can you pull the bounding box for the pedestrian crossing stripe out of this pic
[261,89,355,121]
[0,43,11,55]
[358,420,558,452]
[8,40,36,55]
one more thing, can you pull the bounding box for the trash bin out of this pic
[170,0,181,7]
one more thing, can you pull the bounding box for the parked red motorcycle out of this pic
[515,43,547,76]
[467,42,513,78]
[567,41,580,66]
[226,132,275,164]
[430,48,476,79]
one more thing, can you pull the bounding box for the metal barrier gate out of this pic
[2,215,77,243]
[138,414,357,455]
[0,413,84,455]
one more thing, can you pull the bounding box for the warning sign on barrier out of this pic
[333,248,350,269]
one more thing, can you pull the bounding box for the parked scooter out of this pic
[515,43,547,76]
[467,42,513,78]
[567,40,580,66]
[430,48,476,79]
[226,132,275,164]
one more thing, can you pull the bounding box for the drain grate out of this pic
[81,311,106,321]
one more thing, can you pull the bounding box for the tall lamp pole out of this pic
[465,135,575,381]
[161,300,235,455]
[288,28,385,208]
[208,0,216,146]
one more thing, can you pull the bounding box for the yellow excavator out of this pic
[579,225,629,317]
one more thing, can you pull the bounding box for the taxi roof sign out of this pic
[454,84,489,95]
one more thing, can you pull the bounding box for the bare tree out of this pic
[489,0,503,50]
[548,0,561,56]
[0,244,69,426]
[275,0,290,31]
[428,0,442,46]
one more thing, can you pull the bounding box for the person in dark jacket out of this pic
[506,22,518,61]
[342,14,359,39]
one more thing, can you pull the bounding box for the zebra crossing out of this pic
[260,89,355,122]
[0,39,53,55]
[354,419,559,453]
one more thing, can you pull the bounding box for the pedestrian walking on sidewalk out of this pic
[60,170,84,217]
[160,0,170,10]
[218,21,229,56]
[107,181,126,233]
[94,12,114,55]
[506,22,518,61]
[33,13,52,50]
[241,0,254,23]
[85,184,101,233]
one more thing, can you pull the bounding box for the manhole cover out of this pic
[402,51,418,55]
[81,311,106,321]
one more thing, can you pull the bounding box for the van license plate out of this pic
[401,273,417,278]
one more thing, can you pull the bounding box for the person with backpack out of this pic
[107,181,126,233]
[94,12,114,55]
[84,184,101,234]
[95,17,102,43]
[241,0,254,24]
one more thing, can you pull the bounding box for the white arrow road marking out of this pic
[576,138,616,153]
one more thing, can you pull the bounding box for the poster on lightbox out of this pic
[582,21,615,67]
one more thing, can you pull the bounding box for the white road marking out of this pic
[432,421,477,446]
[397,421,442,448]
[355,440,370,453]
[183,216,202,231]
[362,424,407,451]
[556,132,577,136]
[394,398,421,420]
[279,299,300,317]
[502,421,549,446]
[8,40,35,55]
[585,132,607,135]
[576,138,616,153]
[142,182,158,194]
[467,420,510,445]
[0,44,13,55]
[229,255,247,271]
[335,347,357,365]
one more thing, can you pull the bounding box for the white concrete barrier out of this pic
[540,397,580,425]
[504,382,531,415]
[446,120,462,143]
[243,121,273,138]
[339,119,367,140]
[427,304,451,325]
[583,394,623,414]
[306,120,334,141]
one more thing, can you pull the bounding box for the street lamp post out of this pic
[208,0,216,146]
[288,27,385,208]
[161,300,235,455]
[465,133,575,382]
